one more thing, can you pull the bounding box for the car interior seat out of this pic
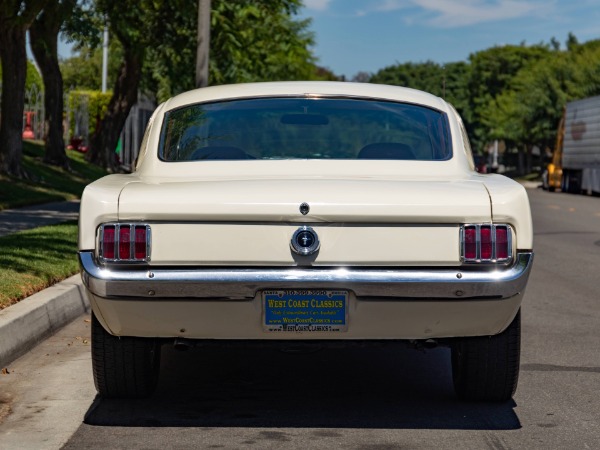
[357,142,416,160]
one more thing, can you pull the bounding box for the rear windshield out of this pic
[159,97,452,161]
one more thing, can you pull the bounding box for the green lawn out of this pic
[0,141,107,308]
[0,222,79,309]
[516,172,543,182]
[0,141,107,210]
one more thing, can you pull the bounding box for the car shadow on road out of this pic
[84,344,520,430]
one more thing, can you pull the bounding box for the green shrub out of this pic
[67,90,112,139]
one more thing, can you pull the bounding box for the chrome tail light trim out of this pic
[460,224,513,264]
[97,223,151,263]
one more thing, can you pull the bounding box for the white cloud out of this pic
[374,0,412,12]
[304,0,334,11]
[366,0,546,27]
[414,0,540,27]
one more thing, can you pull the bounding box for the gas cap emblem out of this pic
[290,226,320,256]
[299,202,310,215]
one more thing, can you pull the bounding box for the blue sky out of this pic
[300,0,600,78]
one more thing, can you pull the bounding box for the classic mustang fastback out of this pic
[79,81,533,401]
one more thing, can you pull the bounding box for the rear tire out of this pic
[91,313,161,398]
[451,310,520,402]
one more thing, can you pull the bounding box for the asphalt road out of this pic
[1,187,599,449]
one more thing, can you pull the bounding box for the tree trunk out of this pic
[0,0,47,177]
[517,147,525,176]
[526,144,533,175]
[30,3,70,169]
[88,49,142,171]
[0,25,28,177]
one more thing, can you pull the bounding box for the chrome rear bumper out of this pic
[79,251,533,301]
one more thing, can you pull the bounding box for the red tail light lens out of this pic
[480,226,492,260]
[98,223,150,262]
[134,226,147,260]
[102,225,116,259]
[119,226,131,259]
[461,224,512,263]
[464,226,477,259]
[495,226,509,260]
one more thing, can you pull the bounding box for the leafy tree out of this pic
[483,40,600,173]
[0,0,47,176]
[60,41,122,91]
[314,66,341,81]
[209,1,316,85]
[369,60,470,129]
[25,60,44,90]
[78,0,319,169]
[1,60,44,91]
[370,61,446,95]
[466,44,551,150]
[351,71,370,83]
[86,0,173,169]
[566,32,579,52]
[146,0,319,102]
[440,62,471,115]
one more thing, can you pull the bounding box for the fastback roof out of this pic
[162,81,449,113]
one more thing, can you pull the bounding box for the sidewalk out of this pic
[0,201,88,367]
[0,200,80,237]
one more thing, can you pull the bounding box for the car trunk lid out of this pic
[116,177,490,267]
[118,177,491,224]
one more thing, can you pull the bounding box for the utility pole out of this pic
[101,24,108,93]
[195,0,211,88]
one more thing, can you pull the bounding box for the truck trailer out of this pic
[546,96,600,194]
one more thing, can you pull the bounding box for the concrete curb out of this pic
[0,274,89,367]
[518,180,542,189]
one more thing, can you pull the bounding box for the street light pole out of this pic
[101,25,108,93]
[195,0,211,88]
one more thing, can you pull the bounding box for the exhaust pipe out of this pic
[173,338,193,351]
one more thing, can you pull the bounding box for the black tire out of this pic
[561,172,569,193]
[451,310,520,402]
[91,313,161,399]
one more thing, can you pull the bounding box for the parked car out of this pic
[79,81,533,401]
[473,154,488,174]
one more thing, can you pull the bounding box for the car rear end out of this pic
[79,82,533,400]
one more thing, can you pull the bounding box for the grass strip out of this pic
[0,221,79,310]
[0,141,107,211]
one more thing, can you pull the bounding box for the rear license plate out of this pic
[263,290,348,332]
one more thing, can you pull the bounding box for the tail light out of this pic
[99,223,151,262]
[461,224,512,263]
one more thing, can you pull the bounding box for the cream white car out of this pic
[79,81,533,401]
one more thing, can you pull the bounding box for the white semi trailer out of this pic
[547,95,600,194]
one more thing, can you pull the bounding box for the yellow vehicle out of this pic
[545,112,564,192]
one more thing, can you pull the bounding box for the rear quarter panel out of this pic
[78,174,138,250]
[482,174,533,249]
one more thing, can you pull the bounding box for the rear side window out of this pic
[159,97,452,161]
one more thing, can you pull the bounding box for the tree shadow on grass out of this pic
[0,222,78,278]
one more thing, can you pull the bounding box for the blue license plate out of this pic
[263,290,348,332]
